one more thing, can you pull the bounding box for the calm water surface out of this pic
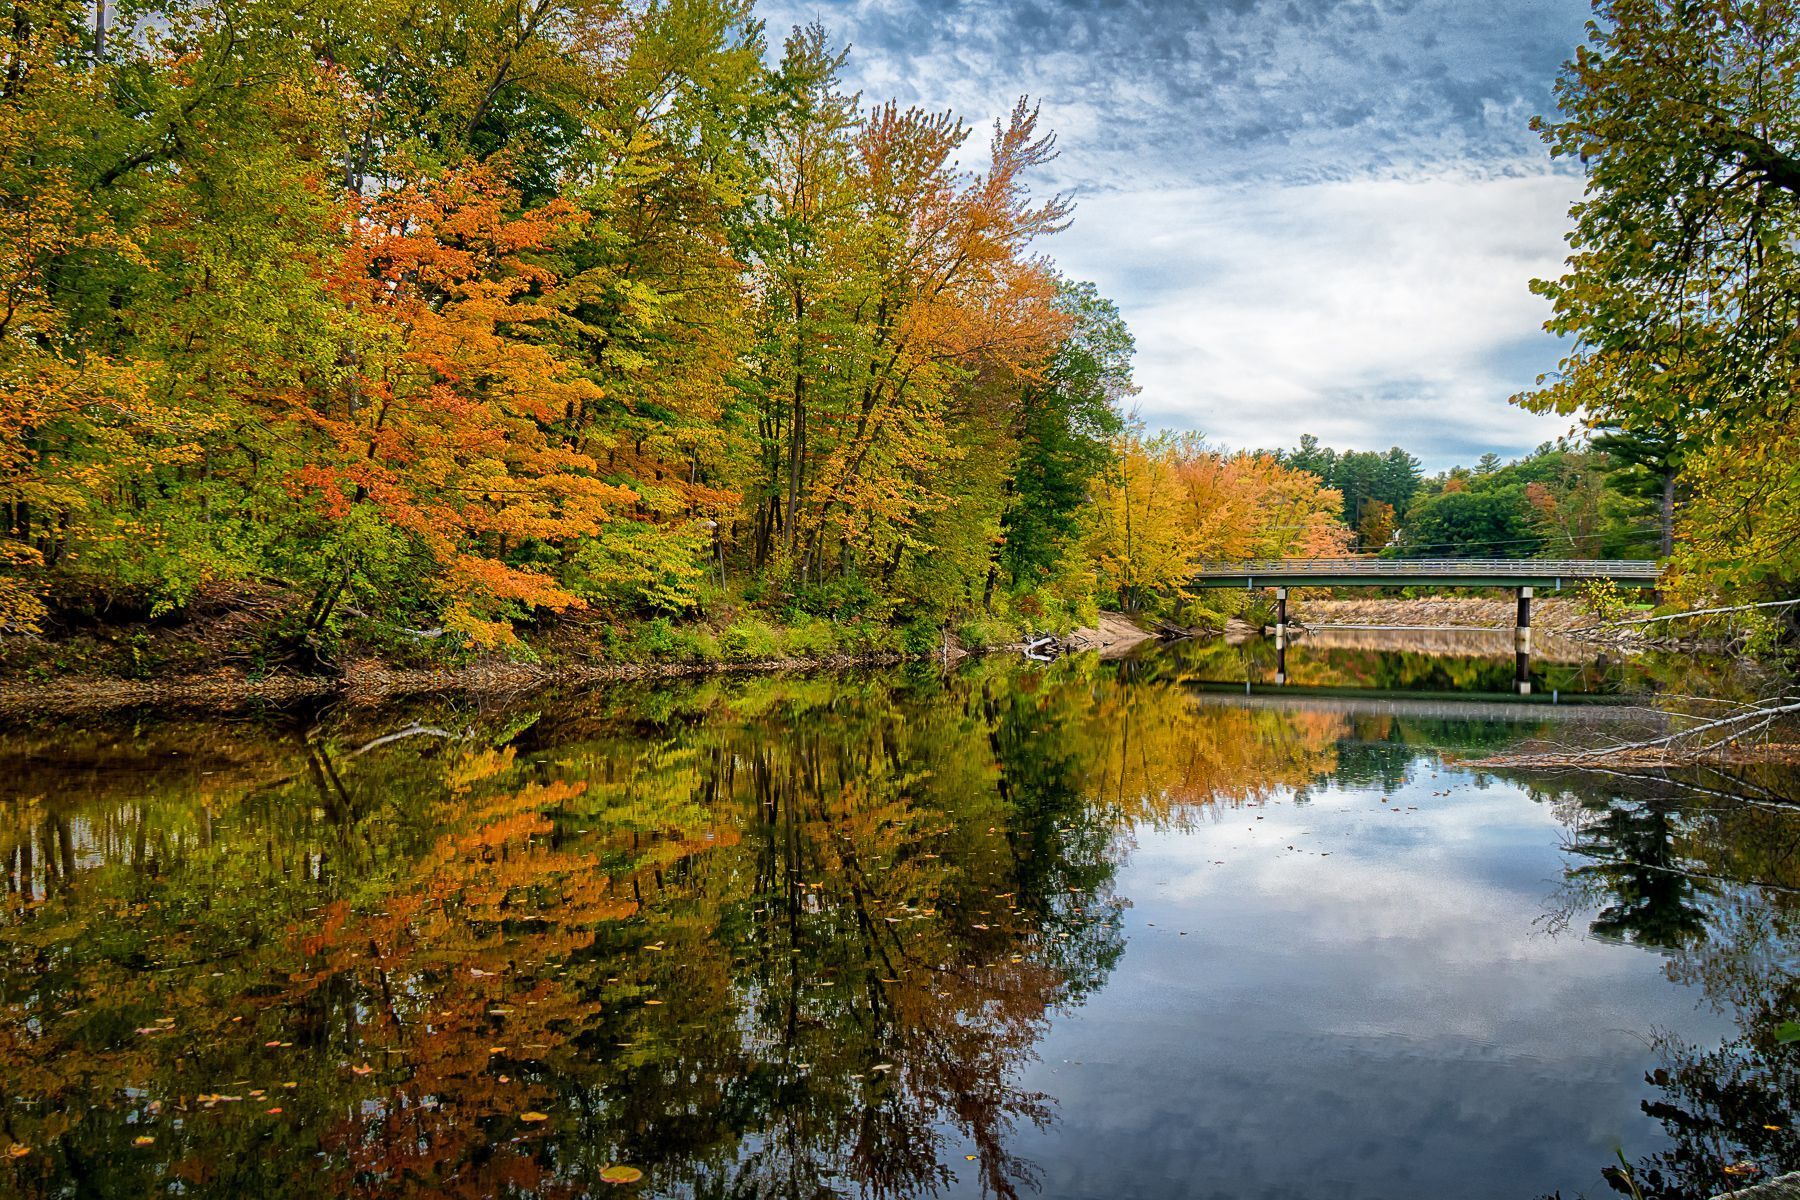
[2,642,1796,1200]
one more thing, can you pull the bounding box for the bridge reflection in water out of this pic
[1189,558,1662,695]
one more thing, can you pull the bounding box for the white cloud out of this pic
[1050,169,1583,466]
[756,0,1597,467]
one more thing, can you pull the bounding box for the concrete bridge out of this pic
[1189,558,1662,590]
[1188,558,1663,695]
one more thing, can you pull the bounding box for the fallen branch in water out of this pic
[1471,696,1800,769]
[1564,596,1800,637]
[350,722,466,757]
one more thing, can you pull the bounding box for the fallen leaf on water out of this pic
[520,1112,550,1123]
[1765,1124,1785,1131]
[5,1145,29,1160]
[350,1065,374,1076]
[265,1107,283,1115]
[599,1165,643,1184]
[133,1136,155,1147]
[1723,1162,1761,1177]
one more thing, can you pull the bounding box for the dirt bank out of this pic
[1292,595,1591,632]
[1063,612,1156,657]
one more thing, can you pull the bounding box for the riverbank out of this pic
[0,590,1156,716]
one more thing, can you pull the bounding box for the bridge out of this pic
[1186,558,1663,696]
[1189,558,1662,590]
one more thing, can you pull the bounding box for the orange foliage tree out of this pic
[294,169,636,645]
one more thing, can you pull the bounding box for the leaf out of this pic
[520,1112,550,1123]
[1775,1021,1800,1044]
[133,1136,155,1147]
[599,1165,644,1184]
[5,1145,29,1160]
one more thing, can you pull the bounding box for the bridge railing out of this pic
[1190,558,1661,578]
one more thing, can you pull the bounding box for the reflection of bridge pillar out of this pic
[1515,586,1532,695]
[1275,640,1287,686]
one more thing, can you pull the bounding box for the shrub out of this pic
[900,617,943,658]
[781,616,843,659]
[632,616,677,659]
[721,614,785,662]
[954,614,1017,649]
[668,625,721,663]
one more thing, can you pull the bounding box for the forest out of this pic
[1,0,1798,670]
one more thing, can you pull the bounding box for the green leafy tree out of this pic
[1520,0,1800,604]
[995,280,1132,593]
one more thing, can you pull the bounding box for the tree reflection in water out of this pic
[0,661,1348,1200]
[6,657,1800,1200]
[1533,764,1800,1200]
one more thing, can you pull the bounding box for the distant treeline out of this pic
[1269,435,1672,562]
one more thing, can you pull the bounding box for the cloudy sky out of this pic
[756,0,1596,469]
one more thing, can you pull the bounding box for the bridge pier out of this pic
[1515,586,1532,695]
[1274,587,1289,687]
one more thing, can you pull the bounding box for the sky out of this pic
[755,0,1597,470]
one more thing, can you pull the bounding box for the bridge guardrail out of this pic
[1190,558,1661,578]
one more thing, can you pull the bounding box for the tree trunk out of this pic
[1660,471,1675,558]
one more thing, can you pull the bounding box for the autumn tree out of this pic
[1086,435,1348,612]
[1521,0,1800,603]
[743,25,1072,607]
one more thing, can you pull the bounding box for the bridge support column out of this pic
[1515,586,1532,695]
[1274,587,1288,646]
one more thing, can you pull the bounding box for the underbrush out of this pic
[2,579,1096,686]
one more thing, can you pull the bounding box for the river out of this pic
[1,637,1795,1200]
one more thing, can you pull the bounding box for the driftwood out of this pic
[1565,596,1800,637]
[1474,695,1800,770]
[338,606,448,640]
[349,721,467,757]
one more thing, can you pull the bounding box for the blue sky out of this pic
[756,0,1596,470]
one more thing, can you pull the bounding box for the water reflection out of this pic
[0,654,1796,1199]
[1530,768,1800,1199]
[1155,627,1757,704]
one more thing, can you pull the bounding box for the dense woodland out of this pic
[1,0,1798,665]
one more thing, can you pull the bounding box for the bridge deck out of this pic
[1189,558,1661,589]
